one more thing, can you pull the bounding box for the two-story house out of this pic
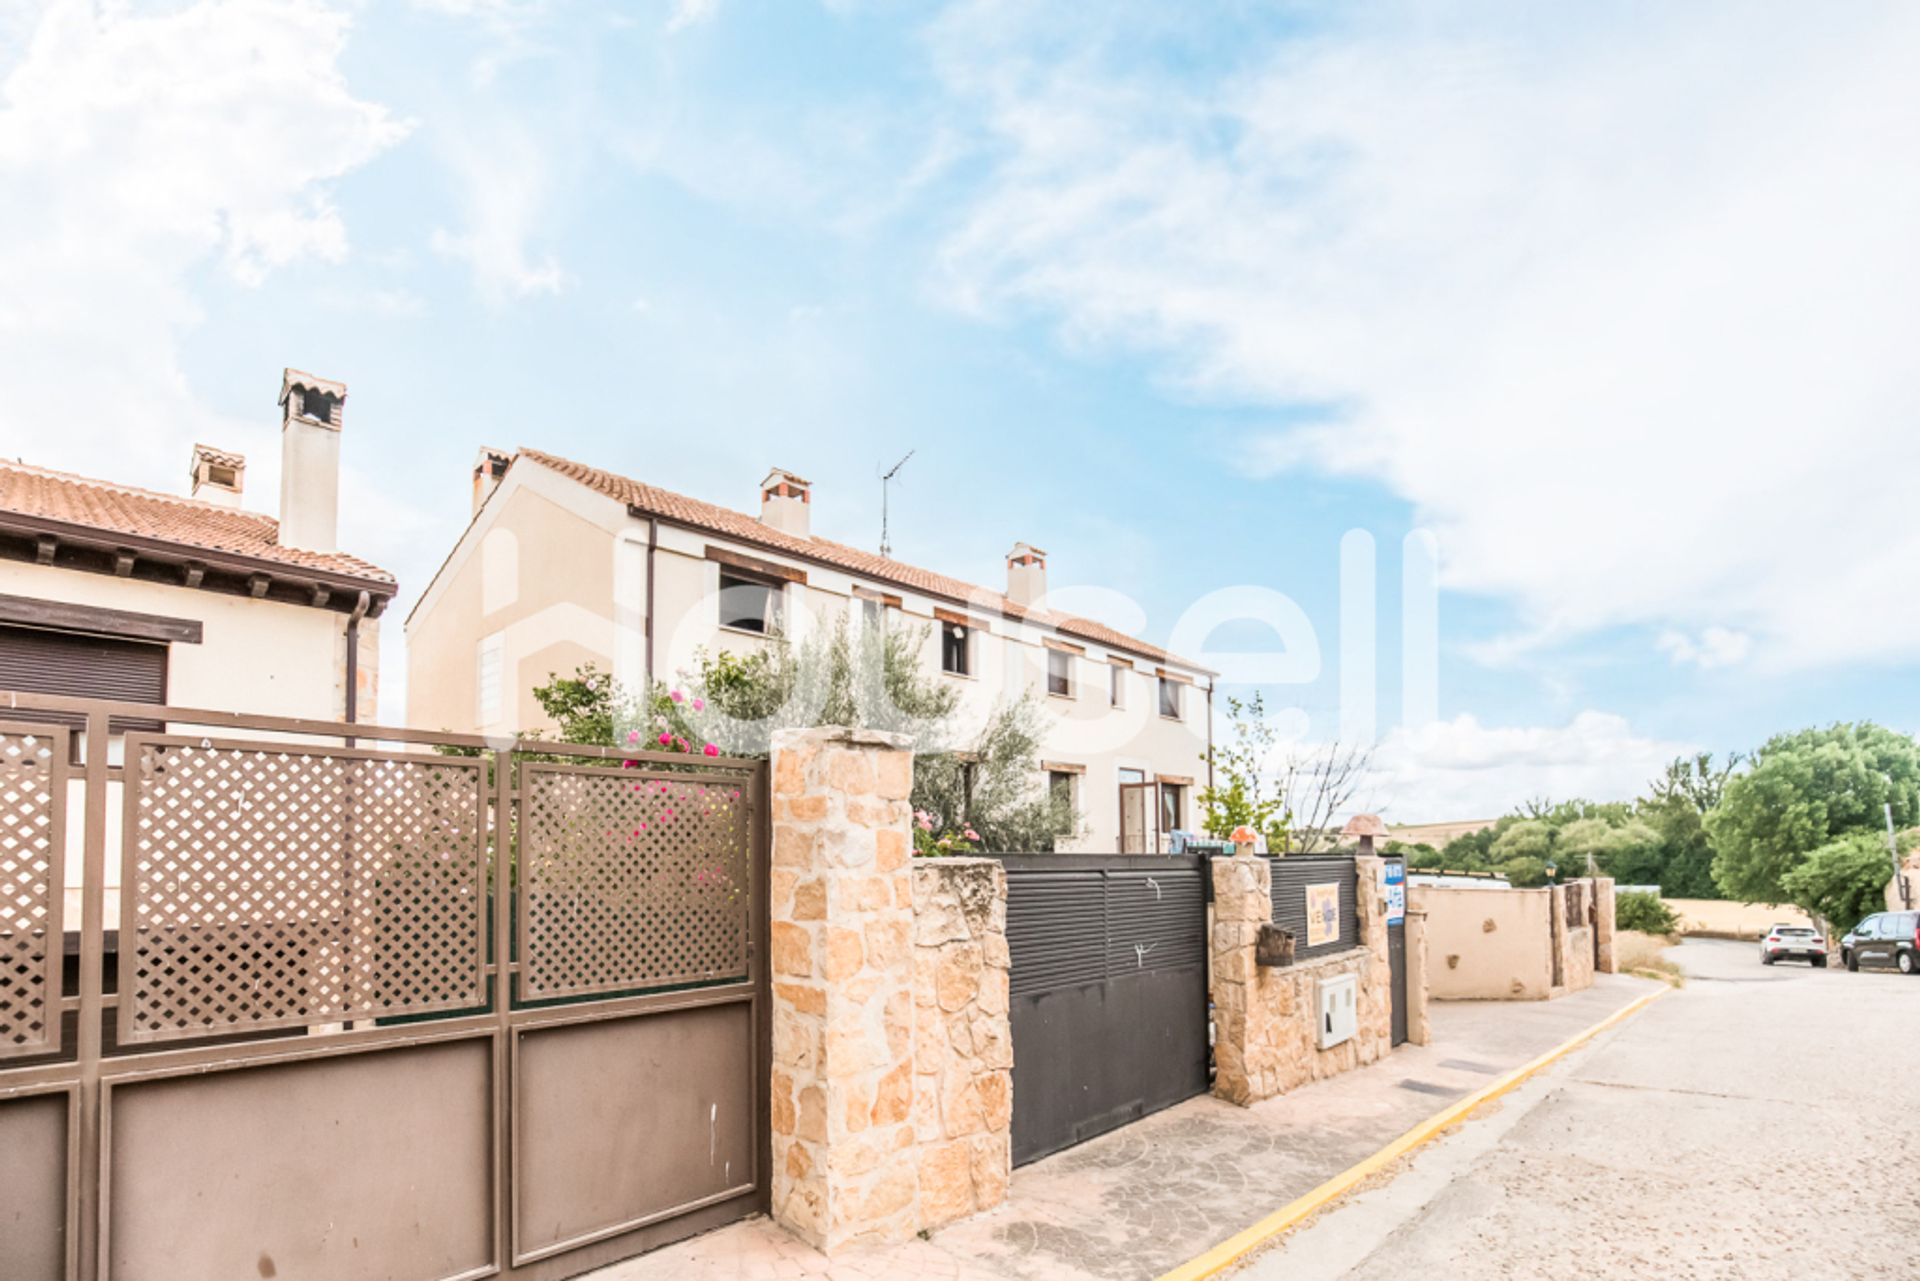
[405,450,1214,851]
[0,368,397,927]
[0,369,394,726]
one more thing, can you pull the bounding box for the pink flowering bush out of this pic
[911,807,977,857]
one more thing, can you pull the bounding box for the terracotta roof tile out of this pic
[517,449,1209,673]
[0,460,395,586]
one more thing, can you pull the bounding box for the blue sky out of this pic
[3,0,1918,818]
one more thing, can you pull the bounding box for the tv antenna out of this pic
[878,450,914,558]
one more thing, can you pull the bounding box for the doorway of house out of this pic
[1119,769,1156,853]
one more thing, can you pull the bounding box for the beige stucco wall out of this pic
[405,463,625,736]
[1665,898,1813,939]
[1886,853,1919,912]
[406,462,1213,850]
[0,559,377,902]
[1415,885,1555,1000]
[0,558,364,722]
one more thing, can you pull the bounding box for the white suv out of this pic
[1759,924,1827,967]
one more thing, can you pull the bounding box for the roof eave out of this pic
[0,511,397,610]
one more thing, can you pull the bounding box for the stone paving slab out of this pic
[587,975,1658,1281]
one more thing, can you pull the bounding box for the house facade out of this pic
[0,369,396,727]
[406,450,1214,851]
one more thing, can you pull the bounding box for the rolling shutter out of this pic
[0,624,167,731]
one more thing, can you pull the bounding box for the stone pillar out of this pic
[1404,905,1432,1046]
[766,728,1013,1253]
[910,859,1012,1230]
[1209,854,1275,1106]
[768,727,917,1252]
[1593,876,1617,974]
[1212,853,1399,1107]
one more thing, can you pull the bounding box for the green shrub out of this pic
[1615,891,1680,935]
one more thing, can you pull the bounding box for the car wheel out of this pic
[1812,956,1827,968]
[1761,953,1774,965]
[1845,950,1859,972]
[1900,952,1917,976]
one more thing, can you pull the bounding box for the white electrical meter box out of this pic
[1316,973,1358,1049]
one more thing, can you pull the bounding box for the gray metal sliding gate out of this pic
[998,853,1210,1167]
[0,689,770,1281]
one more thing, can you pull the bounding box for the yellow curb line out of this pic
[1155,985,1670,1281]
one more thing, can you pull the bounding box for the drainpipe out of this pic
[344,589,370,734]
[643,516,659,690]
[1205,682,1215,793]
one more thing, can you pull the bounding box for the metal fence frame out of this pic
[0,688,771,1281]
[1267,853,1363,960]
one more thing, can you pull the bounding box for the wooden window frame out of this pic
[1046,648,1073,699]
[716,565,787,637]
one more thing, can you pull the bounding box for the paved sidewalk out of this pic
[589,975,1659,1281]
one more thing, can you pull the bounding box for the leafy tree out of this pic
[1778,830,1895,935]
[1499,856,1550,888]
[1197,693,1293,850]
[1195,693,1374,853]
[1637,753,1738,898]
[1555,816,1663,883]
[1707,723,1920,902]
[1381,839,1439,865]
[912,695,1077,852]
[1437,823,1504,871]
[1491,819,1554,864]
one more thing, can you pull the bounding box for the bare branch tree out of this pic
[1280,740,1375,853]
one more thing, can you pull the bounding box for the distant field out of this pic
[1664,897,1813,939]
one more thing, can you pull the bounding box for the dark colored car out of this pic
[1841,911,1920,974]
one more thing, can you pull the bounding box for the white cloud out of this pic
[0,0,412,705]
[428,118,569,302]
[0,0,405,483]
[1368,711,1694,822]
[931,1,1920,673]
[665,0,718,34]
[1657,626,1751,670]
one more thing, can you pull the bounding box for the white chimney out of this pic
[277,368,345,552]
[1006,542,1048,607]
[473,446,511,516]
[188,444,246,509]
[760,468,811,538]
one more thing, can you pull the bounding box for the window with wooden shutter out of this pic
[0,624,167,731]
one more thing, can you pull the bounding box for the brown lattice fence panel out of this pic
[0,722,65,1058]
[121,736,489,1043]
[518,763,752,1002]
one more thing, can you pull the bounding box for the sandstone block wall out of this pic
[1211,854,1397,1106]
[910,859,1012,1231]
[766,728,1011,1253]
[1594,877,1617,974]
[1405,903,1432,1045]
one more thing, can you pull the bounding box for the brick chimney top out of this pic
[1006,541,1047,607]
[761,468,811,538]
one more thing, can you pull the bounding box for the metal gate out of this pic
[999,853,1209,1167]
[0,690,769,1281]
[1385,858,1408,1047]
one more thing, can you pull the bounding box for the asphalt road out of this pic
[1238,938,1920,1281]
